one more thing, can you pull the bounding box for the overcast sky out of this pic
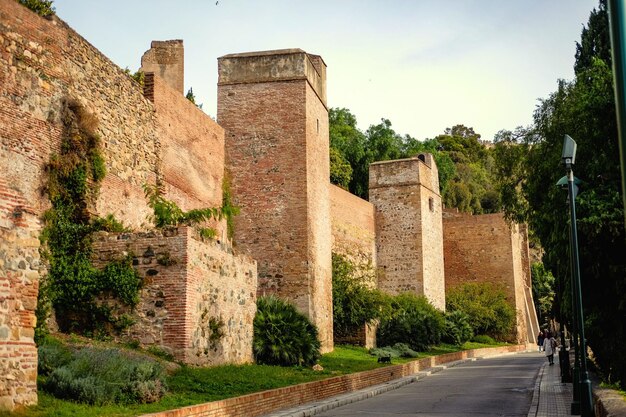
[54,0,599,141]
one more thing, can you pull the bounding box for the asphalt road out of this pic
[315,352,545,417]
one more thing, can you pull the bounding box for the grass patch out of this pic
[2,342,507,417]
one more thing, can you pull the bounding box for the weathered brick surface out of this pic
[369,155,445,310]
[92,227,257,366]
[217,49,333,352]
[138,344,527,417]
[140,40,184,94]
[146,73,227,240]
[442,210,538,343]
[329,184,376,267]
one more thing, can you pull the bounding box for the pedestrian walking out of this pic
[542,331,557,365]
[537,330,545,352]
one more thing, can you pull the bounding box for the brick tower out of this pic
[369,154,445,310]
[217,49,333,351]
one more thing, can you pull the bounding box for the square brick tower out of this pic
[369,154,445,310]
[217,49,333,351]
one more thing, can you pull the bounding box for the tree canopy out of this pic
[492,0,626,387]
[328,109,498,214]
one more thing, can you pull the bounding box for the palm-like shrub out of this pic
[377,293,444,352]
[253,296,321,366]
[442,310,473,346]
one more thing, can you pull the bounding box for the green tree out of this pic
[332,254,390,338]
[494,1,626,387]
[329,108,369,197]
[329,147,352,190]
[530,263,555,326]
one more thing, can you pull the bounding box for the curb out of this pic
[526,362,546,417]
[263,359,476,417]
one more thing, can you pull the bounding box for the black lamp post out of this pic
[560,134,594,417]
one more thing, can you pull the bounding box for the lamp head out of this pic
[562,134,577,166]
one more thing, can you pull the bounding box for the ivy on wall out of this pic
[37,99,141,341]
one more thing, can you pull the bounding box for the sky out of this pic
[54,0,599,142]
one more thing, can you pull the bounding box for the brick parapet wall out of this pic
[139,344,527,417]
[92,227,256,365]
[217,51,333,352]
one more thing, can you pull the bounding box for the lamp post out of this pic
[561,134,594,417]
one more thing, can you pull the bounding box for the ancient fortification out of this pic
[0,2,537,410]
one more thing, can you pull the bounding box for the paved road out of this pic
[315,352,546,417]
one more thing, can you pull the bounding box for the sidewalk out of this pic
[527,360,573,417]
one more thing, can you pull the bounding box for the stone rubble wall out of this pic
[92,227,257,366]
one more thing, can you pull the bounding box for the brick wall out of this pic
[138,344,527,417]
[329,184,376,267]
[140,40,184,94]
[0,2,232,408]
[442,210,537,343]
[217,49,333,352]
[369,156,445,310]
[145,73,227,241]
[92,227,257,366]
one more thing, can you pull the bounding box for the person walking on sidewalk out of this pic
[543,331,557,365]
[537,330,545,351]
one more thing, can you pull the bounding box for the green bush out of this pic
[371,343,419,359]
[446,282,515,341]
[18,0,55,16]
[442,310,473,346]
[332,253,390,338]
[253,296,321,366]
[471,334,496,345]
[42,347,166,405]
[377,293,444,352]
[38,342,72,376]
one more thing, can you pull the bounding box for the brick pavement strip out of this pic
[527,361,573,417]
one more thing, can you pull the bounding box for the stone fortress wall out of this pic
[442,209,539,344]
[0,1,537,410]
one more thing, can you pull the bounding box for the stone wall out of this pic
[369,155,445,310]
[0,180,39,410]
[92,227,257,366]
[140,40,184,94]
[0,2,232,408]
[442,210,537,343]
[217,49,333,352]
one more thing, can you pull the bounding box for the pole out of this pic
[567,167,594,417]
[567,197,581,414]
[607,0,626,225]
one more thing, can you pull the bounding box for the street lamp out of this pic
[560,134,594,417]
